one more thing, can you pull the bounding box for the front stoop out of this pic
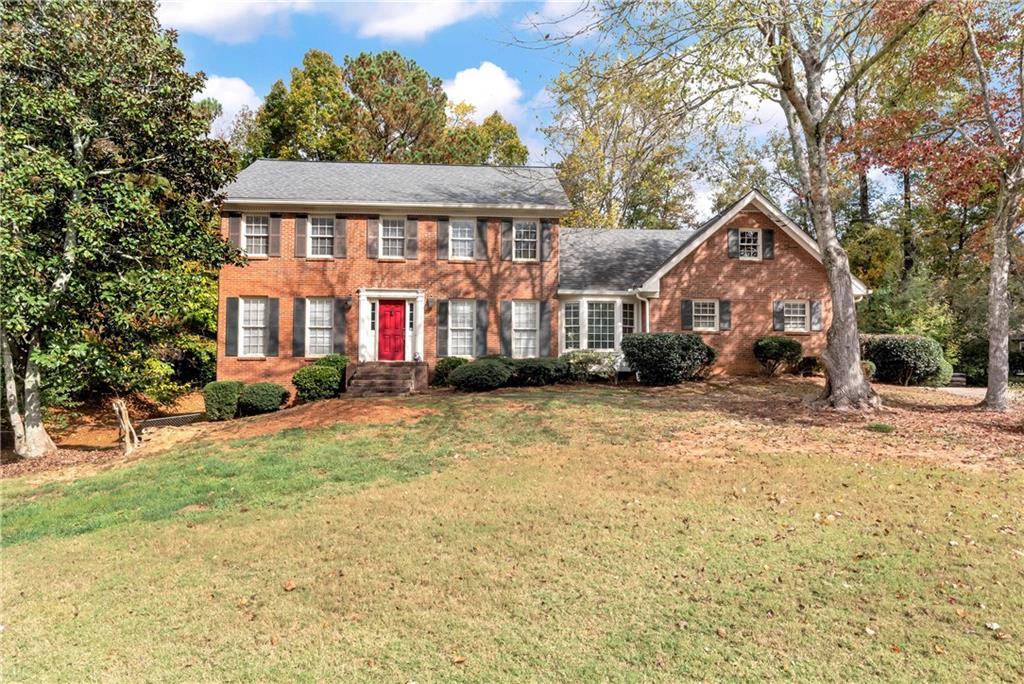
[346,362,428,397]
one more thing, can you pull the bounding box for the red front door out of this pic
[377,300,406,361]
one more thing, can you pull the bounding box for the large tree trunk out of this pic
[1,329,28,455]
[984,183,1017,410]
[0,329,57,459]
[805,141,881,410]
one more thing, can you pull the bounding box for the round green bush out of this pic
[477,354,517,370]
[561,350,619,382]
[620,333,717,386]
[753,336,803,376]
[314,354,350,393]
[921,358,953,387]
[203,380,244,421]
[432,356,469,386]
[509,357,568,386]
[292,365,341,401]
[449,359,513,392]
[238,382,289,415]
[860,359,877,380]
[860,334,948,386]
[792,355,823,377]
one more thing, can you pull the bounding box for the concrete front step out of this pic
[346,361,425,397]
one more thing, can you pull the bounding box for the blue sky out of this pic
[158,1,592,165]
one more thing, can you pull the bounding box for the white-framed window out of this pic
[306,298,333,357]
[783,300,809,332]
[309,216,334,257]
[513,219,538,261]
[512,300,539,358]
[450,218,475,260]
[243,215,269,256]
[240,297,267,357]
[739,229,761,260]
[370,301,376,331]
[586,301,616,350]
[380,217,405,259]
[692,299,719,332]
[563,302,581,351]
[621,303,635,336]
[407,301,415,332]
[449,300,475,356]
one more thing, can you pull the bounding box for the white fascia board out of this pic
[222,198,571,216]
[557,288,634,297]
[639,189,870,297]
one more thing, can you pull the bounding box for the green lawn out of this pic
[2,383,1022,682]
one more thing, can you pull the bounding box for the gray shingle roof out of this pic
[559,227,695,291]
[223,159,571,210]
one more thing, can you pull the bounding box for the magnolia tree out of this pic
[0,0,238,458]
[550,0,938,409]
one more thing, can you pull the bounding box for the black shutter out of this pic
[265,298,279,356]
[294,215,307,258]
[405,218,418,259]
[500,219,513,260]
[810,300,823,331]
[436,300,449,357]
[366,216,379,258]
[292,298,305,357]
[334,216,347,258]
[437,218,449,260]
[500,301,512,355]
[773,301,785,331]
[540,220,554,262]
[539,301,552,356]
[268,215,281,257]
[334,297,350,353]
[727,228,739,258]
[227,214,241,249]
[475,300,488,357]
[681,300,693,330]
[475,219,488,260]
[719,300,731,331]
[762,229,775,259]
[225,297,239,356]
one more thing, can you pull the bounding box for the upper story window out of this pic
[306,298,333,356]
[783,300,809,332]
[380,217,405,259]
[449,300,475,356]
[450,218,475,260]
[692,300,719,331]
[563,302,581,351]
[738,229,761,260]
[586,301,616,350]
[512,300,539,358]
[243,215,269,257]
[240,297,267,357]
[513,220,538,261]
[621,303,635,336]
[309,216,334,257]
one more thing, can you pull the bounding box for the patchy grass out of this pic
[1,381,1022,682]
[867,422,897,433]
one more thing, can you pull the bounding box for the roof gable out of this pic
[640,190,869,296]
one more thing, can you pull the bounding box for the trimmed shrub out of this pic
[203,380,244,421]
[432,357,469,386]
[477,354,517,370]
[510,357,568,386]
[860,334,948,386]
[561,350,620,383]
[792,355,824,377]
[292,365,340,401]
[449,359,513,392]
[753,336,803,376]
[238,382,289,416]
[314,353,350,393]
[861,359,877,381]
[921,358,953,387]
[621,333,717,386]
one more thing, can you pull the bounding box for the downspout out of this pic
[632,289,652,332]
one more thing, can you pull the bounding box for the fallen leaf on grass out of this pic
[282,580,297,592]
[451,656,466,665]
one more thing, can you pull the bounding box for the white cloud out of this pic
[157,0,309,43]
[196,75,262,137]
[444,62,524,124]
[158,0,497,43]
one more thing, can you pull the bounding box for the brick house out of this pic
[217,160,866,390]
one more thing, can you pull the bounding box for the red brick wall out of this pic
[216,214,560,386]
[650,208,832,374]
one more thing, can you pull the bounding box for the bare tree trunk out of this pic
[21,347,57,458]
[1,328,28,455]
[984,183,1017,410]
[112,399,139,454]
[900,170,915,287]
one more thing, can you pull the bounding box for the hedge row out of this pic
[448,356,571,391]
[620,333,716,385]
[860,334,951,386]
[203,380,288,420]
